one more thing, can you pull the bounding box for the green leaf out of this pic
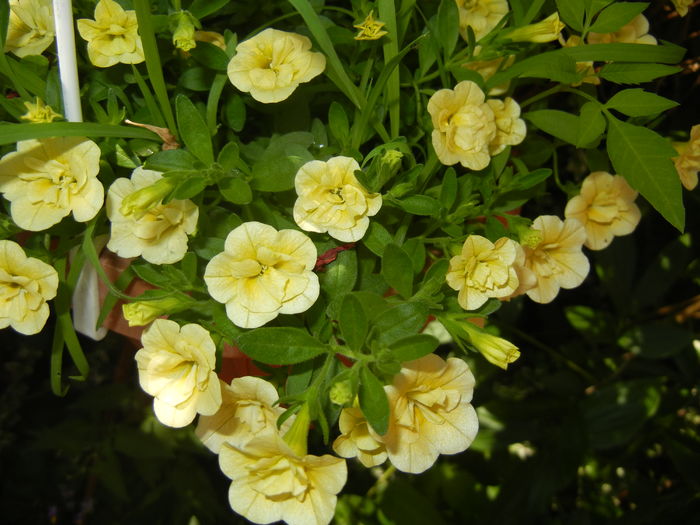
[0,122,157,145]
[588,2,648,34]
[440,168,458,211]
[388,334,440,363]
[219,177,252,204]
[176,95,214,164]
[397,195,442,216]
[328,101,350,146]
[378,0,401,137]
[381,243,414,298]
[598,63,681,84]
[363,222,394,256]
[339,294,368,351]
[555,0,585,31]
[505,168,552,191]
[188,0,229,18]
[577,102,606,147]
[620,322,694,359]
[144,149,198,171]
[561,42,685,64]
[606,115,684,230]
[224,94,246,132]
[319,249,358,299]
[236,327,327,365]
[525,110,580,145]
[371,302,429,346]
[436,0,460,56]
[605,88,679,117]
[172,175,208,200]
[490,52,580,87]
[359,367,390,435]
[188,41,229,71]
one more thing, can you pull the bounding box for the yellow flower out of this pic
[503,240,537,299]
[588,14,657,45]
[20,97,62,123]
[446,235,520,311]
[382,354,478,474]
[77,0,145,68]
[4,0,54,58]
[672,0,693,16]
[559,35,601,86]
[293,157,382,242]
[486,97,527,155]
[135,319,222,428]
[204,222,319,329]
[106,167,198,265]
[427,80,497,170]
[332,406,388,468]
[170,10,199,52]
[522,215,590,304]
[219,433,347,525]
[0,240,58,335]
[565,171,641,250]
[122,294,193,327]
[673,124,700,191]
[354,10,389,41]
[0,137,103,231]
[456,0,509,42]
[227,28,326,104]
[458,321,520,369]
[503,12,565,43]
[196,376,290,454]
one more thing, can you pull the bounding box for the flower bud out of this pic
[329,380,354,405]
[119,177,177,219]
[503,12,565,43]
[283,403,311,457]
[460,322,520,369]
[122,295,193,327]
[170,10,200,52]
[377,149,403,187]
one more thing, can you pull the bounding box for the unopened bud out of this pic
[122,294,192,327]
[329,380,354,405]
[503,12,565,43]
[119,177,177,219]
[170,10,200,52]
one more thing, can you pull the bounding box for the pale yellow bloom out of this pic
[672,0,693,16]
[588,14,657,45]
[523,215,590,304]
[456,0,509,42]
[428,80,497,170]
[354,10,388,41]
[565,171,641,250]
[0,137,103,231]
[135,319,222,428]
[122,295,192,327]
[559,35,600,86]
[106,167,198,265]
[333,406,388,468]
[382,354,478,474]
[219,433,347,525]
[459,321,520,369]
[77,0,145,68]
[196,376,289,454]
[504,12,565,43]
[462,46,515,95]
[486,97,527,155]
[204,222,319,329]
[227,28,326,103]
[293,157,382,242]
[502,241,537,300]
[4,0,54,57]
[21,98,62,123]
[0,240,58,335]
[446,235,520,311]
[673,124,700,190]
[194,30,226,50]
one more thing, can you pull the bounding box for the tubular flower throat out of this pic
[4,0,54,57]
[293,156,382,242]
[77,0,145,67]
[227,28,326,103]
[204,221,319,329]
[0,240,58,335]
[0,137,103,232]
[565,171,641,250]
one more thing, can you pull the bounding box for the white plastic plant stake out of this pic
[53,0,108,340]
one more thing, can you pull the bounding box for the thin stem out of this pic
[520,84,565,108]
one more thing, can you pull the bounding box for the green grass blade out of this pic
[131,65,166,127]
[0,122,159,145]
[378,0,400,138]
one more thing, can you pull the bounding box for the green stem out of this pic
[520,84,565,108]
[206,73,227,135]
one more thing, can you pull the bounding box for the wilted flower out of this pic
[170,10,199,52]
[196,376,289,453]
[456,0,509,42]
[427,80,497,170]
[672,0,693,16]
[20,98,62,123]
[194,30,226,50]
[227,28,326,103]
[354,10,388,41]
[523,215,590,304]
[673,124,700,191]
[77,0,145,67]
[106,167,198,265]
[486,97,527,155]
[293,157,382,242]
[204,221,319,329]
[588,14,657,45]
[503,12,565,43]
[219,433,347,525]
[333,406,388,468]
[446,235,520,311]
[382,354,479,474]
[122,294,194,327]
[0,137,103,231]
[135,319,222,428]
[565,171,641,250]
[4,0,54,57]
[0,240,58,335]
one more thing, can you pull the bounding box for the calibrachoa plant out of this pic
[0,0,697,523]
